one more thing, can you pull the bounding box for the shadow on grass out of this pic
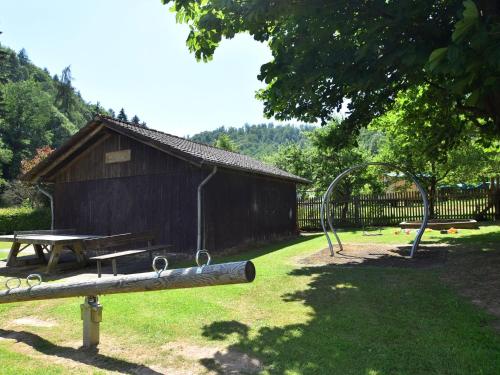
[0,329,162,374]
[200,262,500,374]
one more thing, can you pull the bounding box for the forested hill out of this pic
[189,123,316,159]
[0,43,109,181]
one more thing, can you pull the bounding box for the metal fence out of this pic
[297,188,500,230]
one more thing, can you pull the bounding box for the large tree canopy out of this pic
[163,0,500,136]
[370,85,499,216]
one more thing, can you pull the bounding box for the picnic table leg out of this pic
[6,242,21,266]
[33,244,47,264]
[112,259,117,276]
[72,242,87,266]
[96,261,102,278]
[46,244,63,273]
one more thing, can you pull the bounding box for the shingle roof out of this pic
[24,115,310,184]
[100,116,309,184]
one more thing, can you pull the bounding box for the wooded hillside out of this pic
[190,123,315,159]
[0,43,105,182]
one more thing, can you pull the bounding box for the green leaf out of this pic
[428,47,448,70]
[452,1,479,42]
[462,0,479,19]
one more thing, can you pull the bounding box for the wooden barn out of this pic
[23,115,309,254]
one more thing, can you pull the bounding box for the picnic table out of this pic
[0,232,101,273]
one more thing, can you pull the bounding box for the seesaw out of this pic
[1,252,255,347]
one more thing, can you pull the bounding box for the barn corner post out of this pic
[80,296,102,348]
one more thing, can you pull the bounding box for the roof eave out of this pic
[200,159,311,184]
[21,119,104,183]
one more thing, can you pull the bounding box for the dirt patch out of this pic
[162,341,263,374]
[0,327,261,375]
[12,317,57,328]
[298,243,448,268]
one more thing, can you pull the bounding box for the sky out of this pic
[0,0,305,136]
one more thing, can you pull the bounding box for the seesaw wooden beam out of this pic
[0,261,255,304]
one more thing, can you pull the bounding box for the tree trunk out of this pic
[494,176,500,221]
[428,177,438,220]
[339,187,352,225]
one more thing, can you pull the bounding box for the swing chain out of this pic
[152,256,169,277]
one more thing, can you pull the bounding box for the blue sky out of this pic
[0,0,306,136]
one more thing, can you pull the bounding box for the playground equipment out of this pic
[320,162,429,258]
[1,253,255,347]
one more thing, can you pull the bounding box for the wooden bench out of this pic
[84,233,172,278]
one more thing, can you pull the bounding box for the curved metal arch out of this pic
[320,162,429,258]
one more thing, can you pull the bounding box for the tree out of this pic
[17,48,29,65]
[162,0,500,136]
[370,85,498,217]
[428,1,500,135]
[20,146,54,175]
[91,101,104,117]
[266,121,375,196]
[213,134,238,152]
[131,115,140,124]
[2,143,52,207]
[0,80,74,178]
[0,48,22,83]
[0,138,13,188]
[191,123,314,159]
[117,108,128,122]
[108,108,116,118]
[55,66,76,115]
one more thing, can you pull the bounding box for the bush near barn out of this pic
[0,207,50,234]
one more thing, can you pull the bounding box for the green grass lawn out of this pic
[0,225,499,374]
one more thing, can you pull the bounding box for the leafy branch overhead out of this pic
[163,0,500,136]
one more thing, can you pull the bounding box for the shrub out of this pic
[0,180,50,208]
[0,207,51,234]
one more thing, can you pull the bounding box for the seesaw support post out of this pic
[80,295,102,348]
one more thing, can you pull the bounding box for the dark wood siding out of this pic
[204,169,297,251]
[54,171,200,252]
[52,131,298,254]
[54,131,191,183]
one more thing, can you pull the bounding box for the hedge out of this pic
[0,207,51,234]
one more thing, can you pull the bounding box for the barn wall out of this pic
[203,169,298,251]
[53,171,200,252]
[52,131,202,251]
[52,131,298,254]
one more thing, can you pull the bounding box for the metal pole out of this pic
[197,166,217,250]
[320,162,429,258]
[80,296,102,348]
[37,184,54,230]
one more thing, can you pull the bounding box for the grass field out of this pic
[0,225,499,374]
